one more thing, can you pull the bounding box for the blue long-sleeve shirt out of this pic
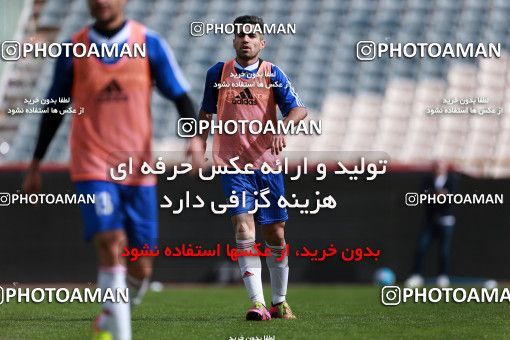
[33,21,193,160]
[200,60,305,116]
[47,22,190,105]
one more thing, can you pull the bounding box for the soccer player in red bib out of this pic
[198,15,308,321]
[22,0,203,338]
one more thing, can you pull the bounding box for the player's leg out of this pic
[94,230,131,340]
[221,174,270,320]
[75,180,131,340]
[122,184,159,306]
[232,213,270,320]
[126,257,152,305]
[256,172,295,319]
[405,221,434,288]
[437,223,454,287]
[261,222,287,302]
[261,221,295,319]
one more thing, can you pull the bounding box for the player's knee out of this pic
[94,231,126,263]
[263,222,286,244]
[139,265,153,278]
[234,221,255,240]
[129,260,153,279]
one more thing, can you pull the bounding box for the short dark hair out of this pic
[233,15,264,35]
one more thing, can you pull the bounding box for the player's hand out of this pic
[22,160,42,194]
[270,134,286,155]
[185,136,206,175]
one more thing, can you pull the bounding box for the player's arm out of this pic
[282,107,308,127]
[445,172,459,195]
[197,109,212,148]
[197,63,223,151]
[271,65,308,155]
[23,52,73,193]
[146,30,196,120]
[146,30,205,169]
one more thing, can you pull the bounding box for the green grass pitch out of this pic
[0,285,509,339]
